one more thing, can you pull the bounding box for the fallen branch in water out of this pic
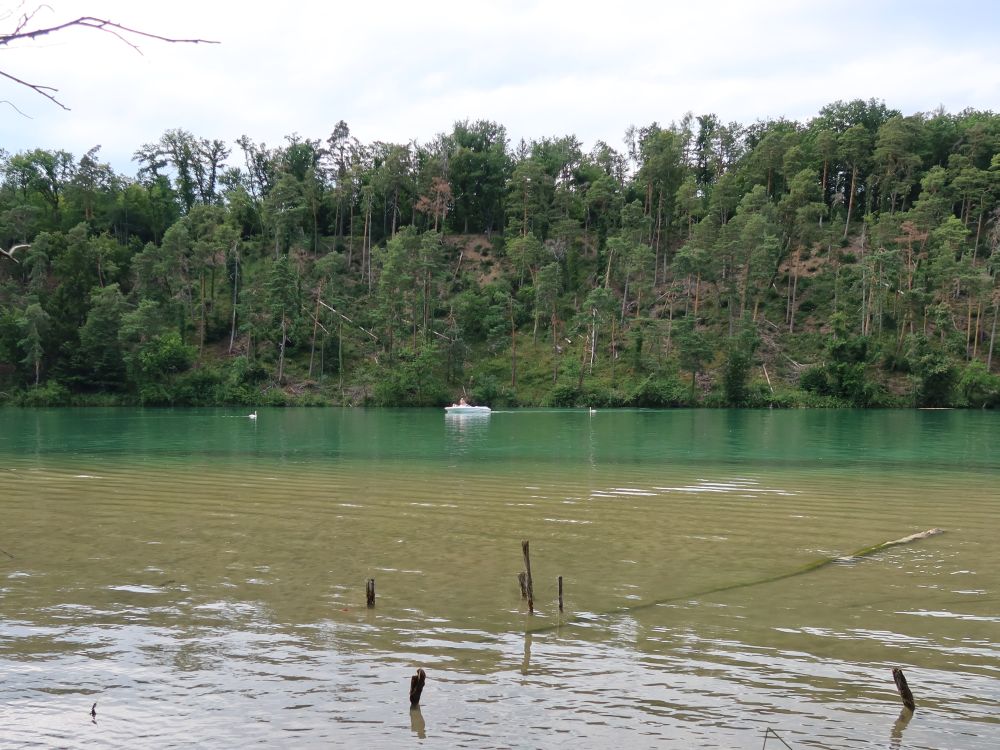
[526,529,945,635]
[839,528,943,562]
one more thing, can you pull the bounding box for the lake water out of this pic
[1,407,997,748]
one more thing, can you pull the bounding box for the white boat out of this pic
[445,404,491,415]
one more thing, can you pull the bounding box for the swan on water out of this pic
[248,411,257,420]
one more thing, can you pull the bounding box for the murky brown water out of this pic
[1,408,998,747]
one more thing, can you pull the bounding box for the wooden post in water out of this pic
[892,667,915,712]
[558,575,563,612]
[366,578,376,608]
[521,540,534,614]
[409,668,427,706]
[517,572,528,599]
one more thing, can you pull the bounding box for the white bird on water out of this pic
[248,411,257,420]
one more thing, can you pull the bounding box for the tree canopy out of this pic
[2,100,1000,409]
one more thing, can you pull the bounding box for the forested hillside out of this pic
[2,99,999,408]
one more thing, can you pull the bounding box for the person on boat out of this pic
[459,397,468,406]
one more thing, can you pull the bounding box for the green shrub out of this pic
[371,347,450,406]
[172,369,225,406]
[583,386,628,408]
[228,356,269,385]
[469,375,506,407]
[545,383,582,407]
[216,382,257,405]
[958,361,1000,408]
[137,382,172,406]
[799,365,830,395]
[12,381,72,406]
[746,384,797,408]
[907,335,957,407]
[262,389,290,407]
[796,297,817,315]
[629,374,687,407]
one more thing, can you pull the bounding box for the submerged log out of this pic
[521,540,534,614]
[523,528,947,636]
[409,668,427,706]
[842,528,944,562]
[893,667,916,712]
[366,578,375,608]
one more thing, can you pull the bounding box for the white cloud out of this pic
[1,0,998,172]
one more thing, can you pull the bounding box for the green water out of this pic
[1,408,998,748]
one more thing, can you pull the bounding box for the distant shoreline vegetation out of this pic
[2,99,999,409]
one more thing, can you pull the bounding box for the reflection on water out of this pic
[409,706,426,739]
[521,631,532,675]
[891,708,913,749]
[0,407,998,748]
[444,412,491,457]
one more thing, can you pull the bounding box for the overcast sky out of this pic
[2,0,999,173]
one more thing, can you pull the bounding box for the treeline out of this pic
[2,98,1000,408]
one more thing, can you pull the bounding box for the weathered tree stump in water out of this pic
[366,578,375,608]
[893,667,915,712]
[409,668,427,706]
[521,540,534,613]
[517,572,528,598]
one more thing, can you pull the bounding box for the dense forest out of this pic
[2,99,1000,408]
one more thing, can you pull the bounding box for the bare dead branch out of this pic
[0,68,65,109]
[1,244,31,262]
[1,12,220,109]
[0,98,33,117]
[11,4,51,37]
[1,15,219,48]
